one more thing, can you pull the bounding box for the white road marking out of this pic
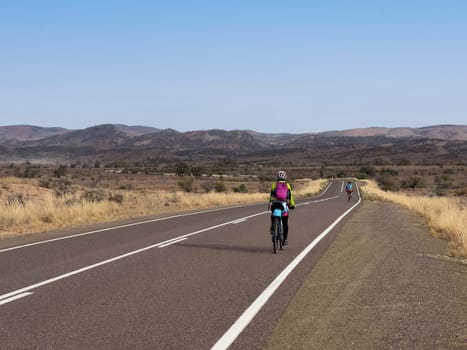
[0,292,33,305]
[158,238,188,248]
[301,194,340,205]
[211,195,362,350]
[231,219,247,224]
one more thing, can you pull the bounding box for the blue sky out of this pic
[1,0,466,133]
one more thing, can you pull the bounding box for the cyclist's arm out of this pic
[269,182,276,202]
[287,183,296,208]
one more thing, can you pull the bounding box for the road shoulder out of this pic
[264,201,467,350]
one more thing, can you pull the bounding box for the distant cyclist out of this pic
[269,170,295,245]
[345,181,353,199]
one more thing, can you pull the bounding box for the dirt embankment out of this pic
[264,201,467,350]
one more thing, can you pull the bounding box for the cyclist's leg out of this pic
[282,215,289,241]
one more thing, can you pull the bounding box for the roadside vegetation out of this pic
[360,179,466,258]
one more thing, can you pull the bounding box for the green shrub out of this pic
[200,180,215,193]
[81,188,106,202]
[215,181,226,192]
[108,192,124,203]
[359,166,377,177]
[377,176,400,191]
[39,175,75,197]
[401,177,427,189]
[233,184,248,193]
[355,172,368,180]
[178,177,194,192]
[53,164,67,178]
[379,168,399,176]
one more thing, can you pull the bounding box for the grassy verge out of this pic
[0,177,327,239]
[360,179,466,258]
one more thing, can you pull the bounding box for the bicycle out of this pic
[346,190,353,201]
[270,201,286,254]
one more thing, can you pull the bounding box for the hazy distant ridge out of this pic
[0,125,71,143]
[0,124,465,166]
[1,124,466,144]
[318,125,467,140]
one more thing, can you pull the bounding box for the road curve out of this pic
[0,180,360,349]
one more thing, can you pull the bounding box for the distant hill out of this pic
[131,129,263,151]
[319,125,467,140]
[113,124,161,137]
[0,124,160,145]
[0,124,466,166]
[0,125,71,143]
[22,124,155,149]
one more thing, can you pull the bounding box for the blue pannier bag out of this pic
[272,208,282,217]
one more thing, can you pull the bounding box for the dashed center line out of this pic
[158,238,188,248]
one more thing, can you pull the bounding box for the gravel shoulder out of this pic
[264,201,467,350]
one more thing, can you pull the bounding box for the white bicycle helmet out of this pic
[276,170,287,181]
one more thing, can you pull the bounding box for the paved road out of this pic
[0,180,360,350]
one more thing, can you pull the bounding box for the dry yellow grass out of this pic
[293,178,328,197]
[0,177,325,239]
[0,190,265,238]
[360,179,467,258]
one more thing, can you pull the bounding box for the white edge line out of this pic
[0,292,33,305]
[158,238,188,248]
[211,196,361,350]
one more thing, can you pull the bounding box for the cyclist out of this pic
[269,170,295,245]
[345,181,353,197]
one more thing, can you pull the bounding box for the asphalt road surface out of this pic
[0,180,360,350]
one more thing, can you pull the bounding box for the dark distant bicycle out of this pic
[270,201,286,254]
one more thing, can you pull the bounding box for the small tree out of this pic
[201,180,215,193]
[359,166,376,177]
[53,164,67,178]
[178,177,195,192]
[175,162,190,176]
[191,165,204,177]
[233,184,248,193]
[215,181,227,192]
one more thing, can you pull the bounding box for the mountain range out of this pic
[0,124,466,166]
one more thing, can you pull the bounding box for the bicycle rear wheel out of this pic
[272,217,280,254]
[278,219,283,250]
